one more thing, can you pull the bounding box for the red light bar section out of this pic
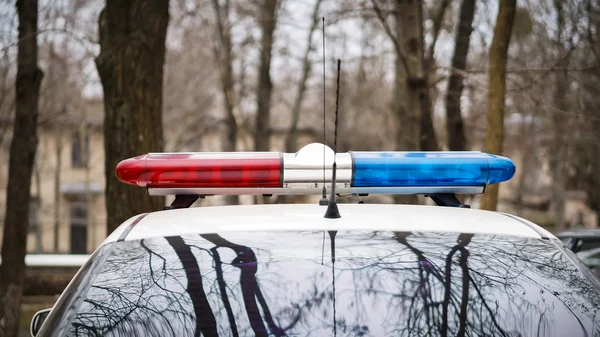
[115,153,282,188]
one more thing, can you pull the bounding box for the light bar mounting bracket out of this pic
[428,193,470,208]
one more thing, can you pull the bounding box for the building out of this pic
[0,100,106,254]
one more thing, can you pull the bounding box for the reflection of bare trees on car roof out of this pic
[69,241,196,336]
[348,232,600,336]
[66,234,303,337]
[55,231,600,337]
[199,234,289,337]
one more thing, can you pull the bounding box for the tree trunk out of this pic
[211,0,237,153]
[479,0,516,211]
[425,0,451,62]
[373,0,435,153]
[392,0,426,204]
[95,1,169,233]
[394,0,424,153]
[285,0,322,153]
[513,115,536,216]
[550,0,569,228]
[34,157,42,253]
[420,0,451,152]
[420,85,438,151]
[254,0,279,151]
[83,124,93,251]
[211,0,239,206]
[0,0,43,335]
[445,0,476,151]
[53,125,61,252]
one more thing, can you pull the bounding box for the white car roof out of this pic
[104,203,554,244]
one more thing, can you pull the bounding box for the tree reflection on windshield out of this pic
[199,234,289,337]
[65,231,600,337]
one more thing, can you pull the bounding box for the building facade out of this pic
[0,103,106,254]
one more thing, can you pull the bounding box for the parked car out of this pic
[557,229,600,277]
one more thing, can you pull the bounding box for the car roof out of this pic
[104,203,553,244]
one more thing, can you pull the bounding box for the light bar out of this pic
[351,152,515,187]
[115,144,515,196]
[115,153,282,188]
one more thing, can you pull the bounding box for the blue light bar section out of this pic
[351,152,515,187]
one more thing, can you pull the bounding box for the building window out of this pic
[71,131,90,168]
[28,196,40,233]
[69,197,88,254]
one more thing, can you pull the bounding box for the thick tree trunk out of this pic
[479,0,516,211]
[373,0,434,153]
[392,0,426,204]
[0,1,43,336]
[394,0,424,153]
[95,1,169,233]
[285,0,322,153]
[254,0,278,151]
[445,0,476,151]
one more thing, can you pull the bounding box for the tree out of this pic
[210,0,241,206]
[372,0,429,204]
[254,0,279,151]
[95,1,169,233]
[568,0,600,227]
[372,0,432,152]
[285,0,323,153]
[0,0,43,335]
[480,0,517,211]
[392,0,425,153]
[211,0,237,153]
[549,0,571,228]
[420,0,451,152]
[445,0,476,151]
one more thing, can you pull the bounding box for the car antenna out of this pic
[319,17,329,207]
[324,59,342,219]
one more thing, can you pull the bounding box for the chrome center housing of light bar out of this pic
[282,143,352,183]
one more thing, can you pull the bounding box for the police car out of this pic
[31,144,600,336]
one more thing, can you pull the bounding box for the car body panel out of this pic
[102,204,547,245]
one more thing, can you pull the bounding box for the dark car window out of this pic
[580,240,600,253]
[48,231,600,337]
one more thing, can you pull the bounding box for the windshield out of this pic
[46,231,600,337]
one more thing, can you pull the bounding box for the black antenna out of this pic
[324,59,342,219]
[319,17,328,207]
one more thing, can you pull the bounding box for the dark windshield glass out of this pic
[58,231,600,337]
